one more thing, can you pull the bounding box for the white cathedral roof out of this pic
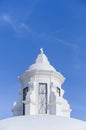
[28,48,56,72]
[0,116,86,130]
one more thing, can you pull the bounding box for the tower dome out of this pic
[28,48,56,72]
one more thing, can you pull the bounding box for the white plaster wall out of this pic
[13,70,71,117]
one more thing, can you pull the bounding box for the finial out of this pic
[40,48,44,54]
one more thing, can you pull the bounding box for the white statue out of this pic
[40,48,44,54]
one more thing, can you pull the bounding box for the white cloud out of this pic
[0,0,39,33]
[0,14,79,52]
[0,14,11,23]
[0,14,32,34]
[0,14,18,32]
[56,38,78,49]
[19,23,32,33]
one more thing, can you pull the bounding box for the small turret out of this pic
[12,49,71,117]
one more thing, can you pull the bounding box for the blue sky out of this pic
[0,0,86,121]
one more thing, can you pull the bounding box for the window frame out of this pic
[38,83,47,114]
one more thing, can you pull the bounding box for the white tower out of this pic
[12,49,71,117]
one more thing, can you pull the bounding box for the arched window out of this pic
[23,87,28,115]
[57,87,60,96]
[23,87,28,100]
